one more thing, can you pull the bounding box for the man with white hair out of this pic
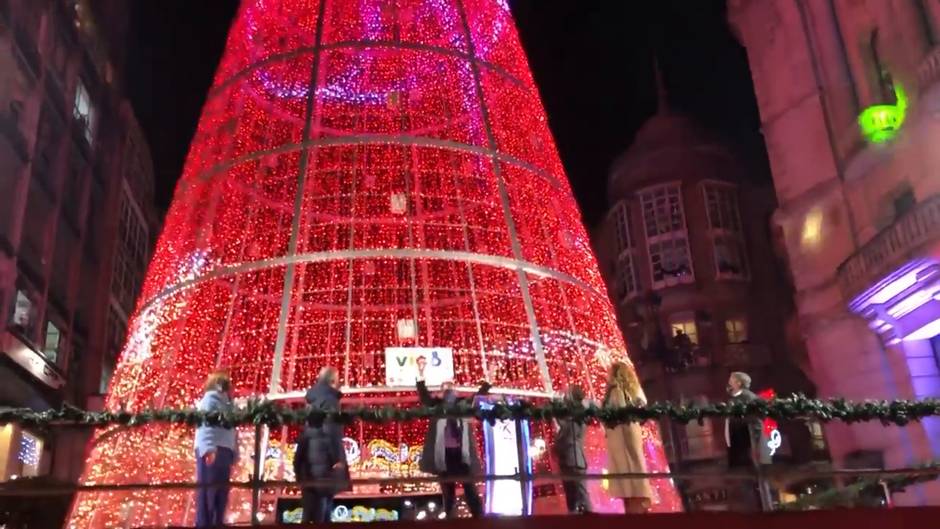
[725,371,759,468]
[724,371,764,510]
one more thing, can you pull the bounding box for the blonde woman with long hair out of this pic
[194,370,238,527]
[603,361,653,514]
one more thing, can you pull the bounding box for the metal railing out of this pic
[0,422,937,526]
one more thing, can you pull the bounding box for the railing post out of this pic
[515,418,531,516]
[756,464,774,512]
[251,423,263,525]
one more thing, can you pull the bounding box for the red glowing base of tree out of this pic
[66,1,681,526]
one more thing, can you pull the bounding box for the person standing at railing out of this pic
[294,366,351,524]
[194,370,239,528]
[603,361,653,514]
[553,384,593,514]
[724,371,765,510]
[725,371,760,468]
[416,359,491,519]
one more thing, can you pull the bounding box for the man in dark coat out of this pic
[724,371,761,468]
[416,360,491,518]
[553,384,592,514]
[724,371,763,510]
[294,366,350,524]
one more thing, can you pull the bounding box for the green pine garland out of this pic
[2,395,940,428]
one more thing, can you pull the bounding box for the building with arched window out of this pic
[593,62,823,511]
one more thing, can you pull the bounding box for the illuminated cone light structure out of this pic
[68,1,681,526]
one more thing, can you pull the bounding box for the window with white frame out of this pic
[610,201,640,300]
[713,235,748,277]
[111,190,149,313]
[725,318,748,343]
[703,182,748,279]
[704,184,741,231]
[612,200,632,255]
[615,253,639,301]
[43,321,62,364]
[73,80,95,145]
[640,184,693,288]
[670,319,698,344]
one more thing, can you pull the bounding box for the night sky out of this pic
[125,0,767,227]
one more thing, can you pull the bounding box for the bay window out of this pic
[639,184,693,288]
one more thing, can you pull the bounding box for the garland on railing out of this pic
[2,395,940,429]
[783,461,940,510]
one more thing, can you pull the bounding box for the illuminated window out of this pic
[2,428,45,480]
[703,183,748,279]
[640,184,693,288]
[43,321,62,364]
[725,318,748,343]
[670,319,698,344]
[73,80,95,145]
[17,430,42,477]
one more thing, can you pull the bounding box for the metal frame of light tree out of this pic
[67,1,682,527]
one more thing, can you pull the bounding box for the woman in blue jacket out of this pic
[194,371,238,527]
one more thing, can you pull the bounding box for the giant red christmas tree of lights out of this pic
[67,1,681,526]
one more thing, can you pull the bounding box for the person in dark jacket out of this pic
[724,371,763,510]
[294,367,350,524]
[416,360,491,518]
[725,372,761,468]
[552,384,592,514]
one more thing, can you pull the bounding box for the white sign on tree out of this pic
[384,347,454,386]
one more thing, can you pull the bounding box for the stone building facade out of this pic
[728,0,940,504]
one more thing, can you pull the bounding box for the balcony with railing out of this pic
[650,343,773,374]
[838,194,940,302]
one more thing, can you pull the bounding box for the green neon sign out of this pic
[858,84,908,144]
